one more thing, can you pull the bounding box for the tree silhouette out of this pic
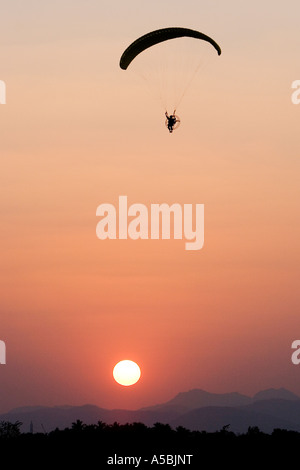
[0,420,22,437]
[71,419,85,432]
[0,419,300,466]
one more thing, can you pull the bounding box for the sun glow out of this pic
[113,360,141,386]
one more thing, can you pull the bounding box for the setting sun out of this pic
[113,360,141,386]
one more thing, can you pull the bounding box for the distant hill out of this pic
[170,405,300,434]
[0,405,179,434]
[253,388,300,402]
[141,389,252,413]
[1,388,299,434]
[242,398,300,423]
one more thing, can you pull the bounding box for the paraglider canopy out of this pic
[120,27,221,70]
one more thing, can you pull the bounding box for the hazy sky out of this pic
[0,1,299,413]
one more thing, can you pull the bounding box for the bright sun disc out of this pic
[113,360,141,386]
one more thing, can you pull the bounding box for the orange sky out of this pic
[0,1,300,412]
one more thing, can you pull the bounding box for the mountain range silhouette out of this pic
[2,387,300,434]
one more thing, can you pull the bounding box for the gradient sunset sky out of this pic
[0,0,299,413]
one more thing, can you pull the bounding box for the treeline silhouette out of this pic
[0,420,299,467]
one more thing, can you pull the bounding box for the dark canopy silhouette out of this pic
[119,27,222,70]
